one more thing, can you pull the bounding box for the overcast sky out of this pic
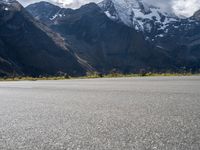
[18,0,200,17]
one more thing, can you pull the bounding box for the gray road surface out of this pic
[0,76,200,150]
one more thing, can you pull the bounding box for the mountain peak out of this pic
[99,0,178,32]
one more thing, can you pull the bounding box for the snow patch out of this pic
[100,0,178,33]
[105,11,117,20]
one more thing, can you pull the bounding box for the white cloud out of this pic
[54,0,101,8]
[18,0,101,8]
[18,0,200,17]
[172,0,200,17]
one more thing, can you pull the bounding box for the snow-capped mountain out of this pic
[99,0,178,33]
[98,0,200,51]
[26,1,200,73]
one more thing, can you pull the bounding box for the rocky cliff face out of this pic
[0,0,85,77]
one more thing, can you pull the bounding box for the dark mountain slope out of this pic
[0,0,85,77]
[193,10,200,21]
[151,14,200,72]
[27,2,175,73]
[97,0,200,72]
[26,1,61,25]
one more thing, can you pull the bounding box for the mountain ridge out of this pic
[0,0,86,77]
[1,0,199,77]
[26,1,200,73]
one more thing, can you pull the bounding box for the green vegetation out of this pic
[84,72,199,79]
[0,76,70,81]
[0,72,199,81]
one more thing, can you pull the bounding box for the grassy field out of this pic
[0,72,199,81]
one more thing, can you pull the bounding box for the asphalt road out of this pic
[0,76,200,150]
